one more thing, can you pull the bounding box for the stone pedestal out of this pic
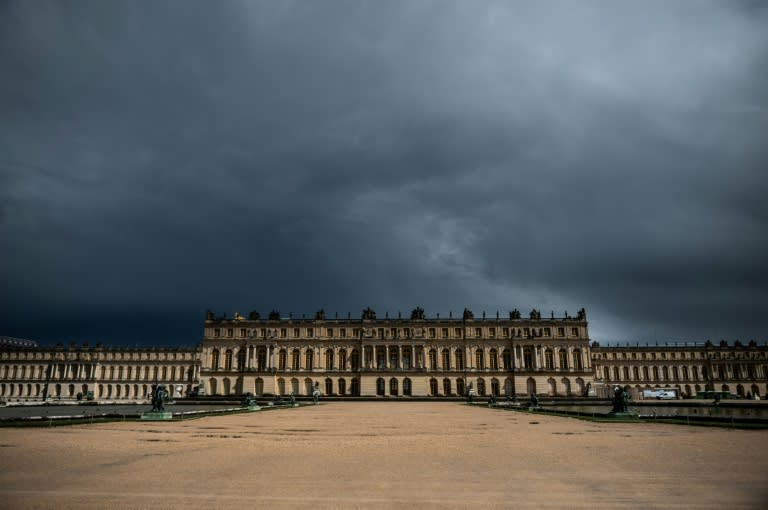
[140,411,173,421]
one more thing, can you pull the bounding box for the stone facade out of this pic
[0,342,199,402]
[199,307,594,398]
[3,308,766,402]
[591,340,768,399]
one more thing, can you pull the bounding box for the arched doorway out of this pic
[350,378,360,396]
[429,378,438,396]
[477,378,486,396]
[325,378,333,395]
[254,377,264,395]
[377,378,385,396]
[547,378,556,396]
[526,377,536,396]
[456,378,465,396]
[403,378,412,396]
[443,378,451,396]
[491,378,499,396]
[390,378,398,396]
[338,378,346,395]
[561,378,571,396]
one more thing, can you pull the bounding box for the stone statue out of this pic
[463,308,474,320]
[510,309,521,320]
[362,307,376,320]
[150,383,167,412]
[577,308,586,320]
[248,310,261,320]
[611,386,629,413]
[268,310,280,320]
[410,307,425,320]
[241,392,257,407]
[315,309,326,320]
[206,310,215,321]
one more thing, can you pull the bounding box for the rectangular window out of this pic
[455,328,462,338]
[280,328,287,338]
[307,328,314,338]
[378,328,384,338]
[293,328,300,338]
[441,328,448,338]
[543,328,551,337]
[489,327,495,338]
[571,327,578,337]
[391,328,397,338]
[523,328,530,337]
[213,328,220,338]
[227,328,234,338]
[340,328,347,338]
[240,328,246,338]
[429,328,436,338]
[502,327,509,338]
[403,328,410,338]
[327,328,333,337]
[352,328,359,337]
[475,327,482,338]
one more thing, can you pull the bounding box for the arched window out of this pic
[502,349,512,370]
[455,349,465,370]
[441,349,451,370]
[476,378,486,396]
[490,378,499,396]
[544,349,554,370]
[613,367,620,380]
[278,349,287,370]
[692,366,699,380]
[305,350,314,370]
[258,348,267,370]
[325,349,334,370]
[429,378,438,395]
[662,366,669,380]
[350,378,360,396]
[443,378,451,396]
[489,349,498,370]
[525,377,536,395]
[456,378,465,396]
[475,349,485,370]
[237,350,246,371]
[350,350,360,371]
[277,378,285,395]
[604,366,610,380]
[561,378,571,396]
[523,348,534,370]
[403,378,411,396]
[291,349,300,370]
[653,367,659,380]
[377,377,386,396]
[338,378,346,395]
[224,350,233,371]
[390,378,398,396]
[681,366,689,380]
[672,366,679,380]
[547,377,556,396]
[622,366,630,380]
[255,377,264,395]
[339,350,347,370]
[572,349,583,370]
[558,349,568,370]
[429,349,437,370]
[325,378,333,395]
[633,366,640,380]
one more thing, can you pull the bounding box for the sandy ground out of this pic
[0,402,766,509]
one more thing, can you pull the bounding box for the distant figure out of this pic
[611,386,629,413]
[313,389,320,404]
[488,394,496,406]
[530,393,539,408]
[467,384,476,403]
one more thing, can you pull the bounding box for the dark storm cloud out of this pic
[1,1,767,345]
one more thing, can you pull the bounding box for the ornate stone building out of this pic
[199,307,594,398]
[591,340,768,399]
[0,342,199,401]
[3,308,766,402]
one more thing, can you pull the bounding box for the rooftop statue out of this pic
[315,309,326,320]
[248,311,260,320]
[410,307,425,320]
[463,308,474,320]
[268,310,280,321]
[362,307,376,320]
[510,309,521,320]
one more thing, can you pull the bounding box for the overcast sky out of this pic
[1,1,767,347]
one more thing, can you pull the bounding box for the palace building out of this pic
[1,307,767,402]
[199,307,594,398]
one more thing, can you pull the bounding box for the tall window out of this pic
[429,349,437,370]
[572,349,583,370]
[325,349,334,370]
[441,349,451,370]
[455,349,465,370]
[502,349,512,370]
[489,349,498,370]
[211,349,220,370]
[278,349,287,371]
[224,350,233,370]
[558,349,568,370]
[523,348,534,370]
[339,350,347,371]
[545,349,554,370]
[305,350,314,370]
[291,350,300,370]
[475,349,485,370]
